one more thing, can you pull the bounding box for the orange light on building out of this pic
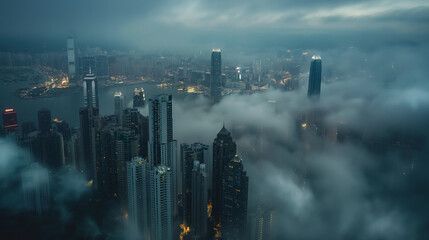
[207,202,213,218]
[180,223,190,240]
[5,108,14,112]
[302,52,308,56]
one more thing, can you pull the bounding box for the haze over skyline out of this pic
[1,0,429,239]
[1,0,429,52]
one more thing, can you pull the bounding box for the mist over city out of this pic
[1,0,429,240]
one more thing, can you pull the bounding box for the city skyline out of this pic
[1,1,429,239]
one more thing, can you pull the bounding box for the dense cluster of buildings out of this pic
[1,49,325,238]
[1,49,254,239]
[1,47,334,240]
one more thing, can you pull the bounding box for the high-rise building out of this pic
[127,157,149,236]
[221,155,249,240]
[138,115,149,160]
[116,128,139,209]
[83,71,99,108]
[114,92,124,124]
[67,36,77,81]
[21,163,51,215]
[37,108,52,134]
[98,124,119,198]
[133,88,146,108]
[79,107,99,185]
[210,49,222,104]
[2,108,18,134]
[212,126,236,225]
[122,108,140,133]
[181,143,210,227]
[148,95,176,167]
[34,130,65,170]
[138,94,177,240]
[307,55,322,98]
[191,161,208,240]
[147,165,173,240]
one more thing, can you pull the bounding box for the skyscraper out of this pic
[221,155,249,240]
[133,88,146,108]
[127,157,149,236]
[98,124,120,198]
[83,71,99,108]
[79,107,99,185]
[212,126,237,226]
[149,165,173,240]
[191,161,208,239]
[2,108,18,134]
[116,128,139,209]
[114,92,124,124]
[138,94,177,240]
[181,143,210,227]
[67,36,77,81]
[307,55,322,98]
[210,49,222,104]
[37,108,52,134]
[148,95,175,167]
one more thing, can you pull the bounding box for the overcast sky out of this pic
[1,0,429,51]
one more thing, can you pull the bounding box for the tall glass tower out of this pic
[212,126,236,226]
[210,49,222,104]
[83,71,99,108]
[114,92,124,124]
[307,55,322,98]
[221,155,248,240]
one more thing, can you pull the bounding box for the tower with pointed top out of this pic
[212,126,237,227]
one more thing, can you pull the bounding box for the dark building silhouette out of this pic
[221,155,248,240]
[191,161,208,240]
[38,108,52,134]
[79,107,99,185]
[181,143,209,231]
[211,49,222,104]
[212,126,237,227]
[2,108,18,134]
[138,115,149,159]
[98,124,120,198]
[307,55,322,98]
[34,131,65,170]
[116,128,139,210]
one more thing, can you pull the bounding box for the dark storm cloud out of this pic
[1,0,428,51]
